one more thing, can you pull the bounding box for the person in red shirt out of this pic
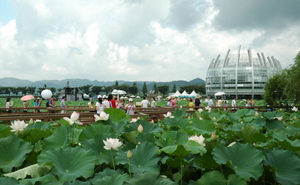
[108,94,116,108]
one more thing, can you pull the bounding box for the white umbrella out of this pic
[111,89,127,95]
[214,92,226,96]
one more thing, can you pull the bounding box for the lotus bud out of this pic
[127,150,132,159]
[151,120,154,123]
[213,117,216,121]
[137,124,143,133]
[255,111,259,117]
[29,118,34,125]
[180,105,182,109]
[211,132,217,141]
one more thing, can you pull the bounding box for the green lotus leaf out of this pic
[27,121,51,130]
[104,108,131,123]
[155,130,189,147]
[42,126,69,150]
[18,173,57,185]
[4,164,51,179]
[23,129,52,144]
[161,144,190,157]
[38,147,97,182]
[63,181,92,185]
[0,177,20,185]
[265,119,284,130]
[172,109,186,117]
[234,125,267,143]
[90,173,129,185]
[129,142,161,174]
[122,131,139,143]
[164,117,188,128]
[136,133,159,143]
[243,116,256,123]
[111,121,127,136]
[79,123,113,140]
[264,149,300,185]
[0,124,15,138]
[82,133,114,164]
[195,170,226,185]
[262,111,277,120]
[231,109,253,121]
[252,116,266,126]
[123,172,177,185]
[212,143,264,180]
[183,118,216,135]
[226,122,263,132]
[227,174,247,185]
[0,135,33,172]
[125,120,163,134]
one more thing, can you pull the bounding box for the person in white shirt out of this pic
[141,96,150,108]
[102,95,110,109]
[231,97,237,111]
[208,97,214,106]
[151,97,156,108]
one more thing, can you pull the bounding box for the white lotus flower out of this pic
[63,112,83,125]
[137,124,143,133]
[274,116,283,121]
[10,120,29,132]
[205,106,210,110]
[35,119,42,122]
[103,138,123,150]
[198,108,204,112]
[188,135,206,146]
[163,112,174,118]
[292,107,298,112]
[255,111,259,117]
[228,142,236,147]
[94,111,110,121]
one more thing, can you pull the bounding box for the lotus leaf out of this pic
[129,142,161,174]
[264,149,300,185]
[0,135,33,172]
[4,164,51,179]
[212,143,264,180]
[38,147,97,182]
[123,172,177,185]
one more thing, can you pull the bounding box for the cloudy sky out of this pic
[0,0,299,82]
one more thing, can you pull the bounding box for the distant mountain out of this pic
[0,77,205,89]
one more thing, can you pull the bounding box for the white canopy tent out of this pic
[214,92,226,96]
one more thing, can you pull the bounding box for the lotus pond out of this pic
[1,106,300,185]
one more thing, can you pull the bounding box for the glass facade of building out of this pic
[205,47,282,99]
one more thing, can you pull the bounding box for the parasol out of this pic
[20,95,35,101]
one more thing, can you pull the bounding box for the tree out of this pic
[142,82,147,94]
[158,85,169,95]
[153,83,158,94]
[128,82,138,94]
[115,81,119,87]
[79,85,92,94]
[284,52,300,103]
[91,86,102,95]
[27,87,36,95]
[102,86,114,95]
[172,84,176,92]
[264,72,287,105]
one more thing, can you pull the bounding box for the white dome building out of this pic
[205,46,282,99]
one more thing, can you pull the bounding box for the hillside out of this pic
[0,77,205,89]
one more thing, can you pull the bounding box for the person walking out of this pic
[125,98,136,115]
[60,96,67,113]
[208,96,214,107]
[141,96,150,108]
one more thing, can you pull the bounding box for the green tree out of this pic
[179,85,205,94]
[128,82,138,94]
[158,85,169,95]
[142,82,148,94]
[172,84,176,92]
[264,72,287,105]
[102,86,114,95]
[91,86,102,95]
[115,81,119,87]
[153,83,158,94]
[79,85,92,94]
[27,87,36,95]
[285,52,300,103]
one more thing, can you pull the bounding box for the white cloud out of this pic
[0,0,299,82]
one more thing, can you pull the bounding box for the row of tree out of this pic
[264,52,300,105]
[0,82,205,97]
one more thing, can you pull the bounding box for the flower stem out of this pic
[128,159,132,178]
[111,150,115,170]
